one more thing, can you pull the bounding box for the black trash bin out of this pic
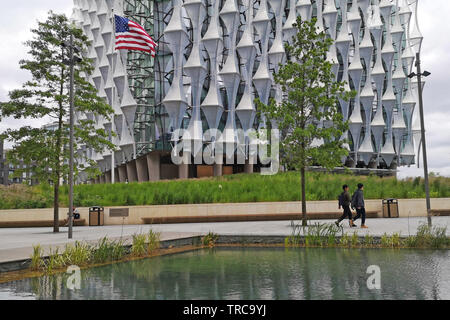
[89,206,104,226]
[382,199,399,218]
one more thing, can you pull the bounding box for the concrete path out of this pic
[0,216,449,265]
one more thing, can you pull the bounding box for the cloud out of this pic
[0,0,72,146]
[0,0,73,102]
[398,0,450,178]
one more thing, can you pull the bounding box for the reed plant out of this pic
[202,232,219,247]
[326,233,337,247]
[363,234,375,247]
[410,224,449,249]
[404,236,418,248]
[286,235,301,246]
[147,230,161,253]
[91,237,126,263]
[288,222,341,247]
[340,233,350,247]
[131,234,147,257]
[65,242,92,266]
[43,248,64,274]
[30,245,43,271]
[111,239,127,260]
[351,232,359,247]
[92,237,112,263]
[391,233,402,248]
[381,233,402,248]
[381,233,391,247]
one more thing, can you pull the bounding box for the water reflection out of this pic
[0,248,449,300]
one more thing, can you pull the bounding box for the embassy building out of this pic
[71,0,424,184]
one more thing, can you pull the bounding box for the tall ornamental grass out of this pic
[1,172,449,209]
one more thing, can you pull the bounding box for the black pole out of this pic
[415,52,432,227]
[68,33,75,239]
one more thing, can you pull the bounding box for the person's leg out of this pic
[345,206,357,227]
[344,206,352,220]
[353,208,361,222]
[361,207,366,225]
[336,210,346,226]
[337,210,346,223]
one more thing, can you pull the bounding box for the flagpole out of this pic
[111,8,116,184]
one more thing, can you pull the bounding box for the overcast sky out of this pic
[0,0,449,179]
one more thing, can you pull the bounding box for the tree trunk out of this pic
[301,166,307,226]
[53,63,65,233]
[53,180,60,232]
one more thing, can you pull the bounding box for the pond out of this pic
[0,247,449,300]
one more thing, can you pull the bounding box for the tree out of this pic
[0,11,114,232]
[257,17,355,226]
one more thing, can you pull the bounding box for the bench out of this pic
[141,211,379,224]
[430,209,450,216]
[0,219,86,228]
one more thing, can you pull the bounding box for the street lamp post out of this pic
[68,33,75,239]
[408,52,432,227]
[63,32,82,239]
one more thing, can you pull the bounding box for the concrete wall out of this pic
[0,198,448,226]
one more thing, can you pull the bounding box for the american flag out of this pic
[114,15,157,57]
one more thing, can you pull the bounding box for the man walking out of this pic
[352,183,368,229]
[336,185,357,227]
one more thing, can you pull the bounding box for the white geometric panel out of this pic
[72,0,423,181]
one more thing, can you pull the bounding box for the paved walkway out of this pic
[0,216,448,264]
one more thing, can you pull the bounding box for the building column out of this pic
[136,156,149,182]
[178,163,189,179]
[214,153,223,177]
[389,160,398,171]
[244,159,254,174]
[213,164,223,177]
[146,152,160,181]
[178,152,190,179]
[105,171,111,184]
[368,159,378,169]
[118,164,127,183]
[126,160,138,182]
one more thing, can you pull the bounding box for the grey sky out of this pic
[0,0,449,179]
